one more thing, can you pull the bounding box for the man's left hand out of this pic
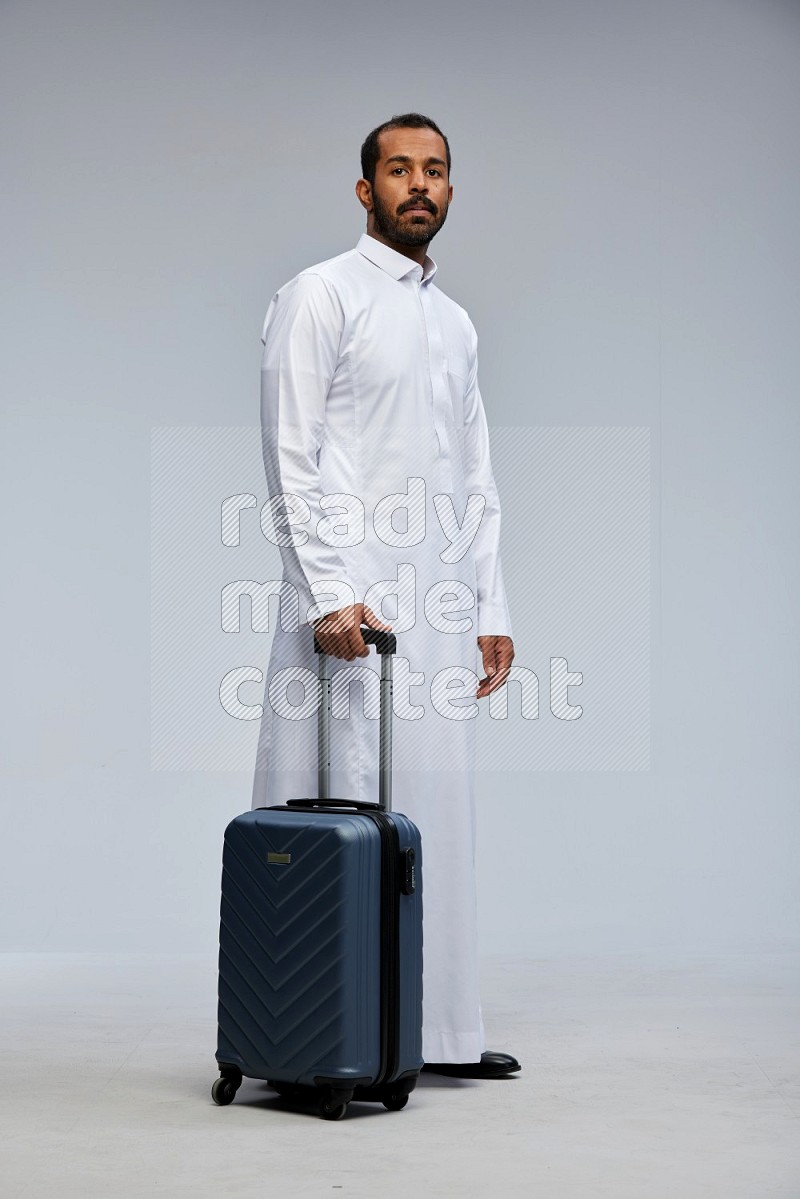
[476,635,515,699]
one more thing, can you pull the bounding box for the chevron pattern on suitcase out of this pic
[216,811,382,1083]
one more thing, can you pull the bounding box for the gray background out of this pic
[2,0,797,957]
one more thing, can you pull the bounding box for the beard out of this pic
[371,187,449,246]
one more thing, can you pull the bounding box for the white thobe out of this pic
[251,232,513,1062]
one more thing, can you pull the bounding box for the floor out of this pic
[1,951,798,1198]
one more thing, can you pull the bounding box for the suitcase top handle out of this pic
[284,797,381,811]
[313,626,397,657]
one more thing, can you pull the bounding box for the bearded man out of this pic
[252,112,519,1079]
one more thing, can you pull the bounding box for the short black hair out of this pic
[360,112,451,186]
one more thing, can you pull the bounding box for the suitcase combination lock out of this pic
[400,847,416,895]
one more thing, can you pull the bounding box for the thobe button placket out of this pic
[418,280,453,492]
[408,271,442,462]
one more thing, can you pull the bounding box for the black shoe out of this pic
[421,1050,521,1079]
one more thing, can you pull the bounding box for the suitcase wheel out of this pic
[318,1087,353,1120]
[382,1092,409,1112]
[319,1099,348,1120]
[211,1076,240,1106]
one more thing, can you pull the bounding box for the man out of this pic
[252,113,519,1079]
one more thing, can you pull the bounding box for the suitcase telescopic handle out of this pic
[312,627,397,656]
[312,625,395,812]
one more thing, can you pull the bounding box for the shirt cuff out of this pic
[475,604,513,640]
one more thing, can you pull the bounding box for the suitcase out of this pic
[212,628,424,1119]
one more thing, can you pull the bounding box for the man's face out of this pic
[366,126,452,247]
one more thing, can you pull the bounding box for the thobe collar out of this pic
[356,231,438,285]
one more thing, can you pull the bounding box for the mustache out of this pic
[399,199,436,214]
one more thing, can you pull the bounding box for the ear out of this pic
[355,178,373,212]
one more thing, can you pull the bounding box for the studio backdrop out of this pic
[1,0,797,957]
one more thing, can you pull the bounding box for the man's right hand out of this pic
[312,602,392,661]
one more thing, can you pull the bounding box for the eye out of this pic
[427,169,441,176]
[392,167,406,175]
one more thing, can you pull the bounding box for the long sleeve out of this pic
[260,271,354,625]
[460,322,514,639]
